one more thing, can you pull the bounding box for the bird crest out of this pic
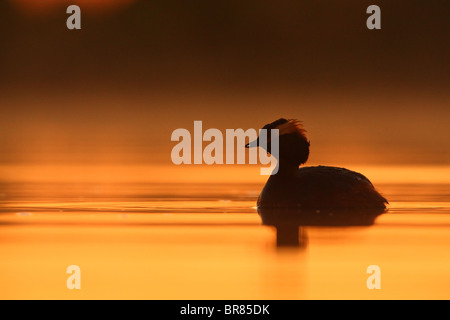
[264,118,307,139]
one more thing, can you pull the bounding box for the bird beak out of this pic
[245,138,258,148]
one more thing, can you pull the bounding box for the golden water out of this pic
[1,173,449,299]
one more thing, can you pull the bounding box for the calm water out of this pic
[0,181,449,299]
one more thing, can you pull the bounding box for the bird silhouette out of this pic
[246,118,388,230]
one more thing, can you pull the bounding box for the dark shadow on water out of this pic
[258,207,386,248]
[275,225,308,248]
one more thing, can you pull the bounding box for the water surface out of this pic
[0,181,449,299]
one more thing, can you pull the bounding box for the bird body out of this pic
[258,165,387,211]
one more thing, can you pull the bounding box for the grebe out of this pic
[246,118,388,228]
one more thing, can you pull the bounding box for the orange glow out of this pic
[0,212,449,299]
[10,0,136,14]
[1,167,449,299]
[1,1,449,300]
[2,164,450,184]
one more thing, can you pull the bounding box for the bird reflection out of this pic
[258,207,385,247]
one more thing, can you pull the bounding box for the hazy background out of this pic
[1,0,449,172]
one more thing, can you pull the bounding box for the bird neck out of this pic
[272,134,309,176]
[274,158,300,176]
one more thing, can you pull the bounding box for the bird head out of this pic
[246,118,310,166]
